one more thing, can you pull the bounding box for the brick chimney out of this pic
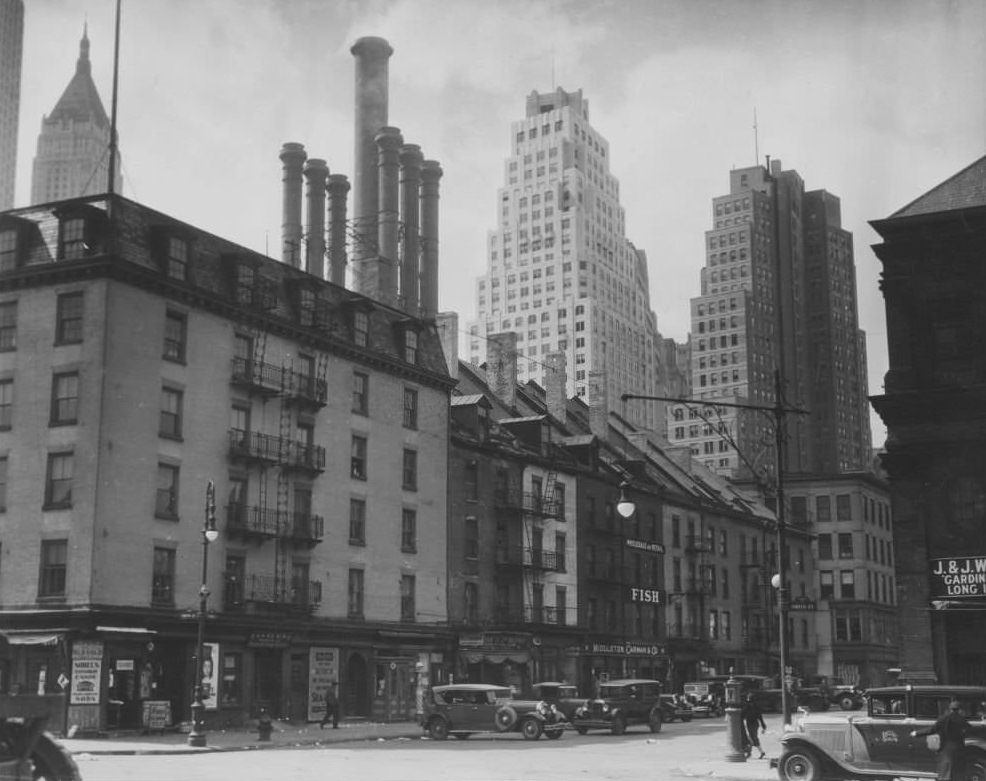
[435,311,459,380]
[588,369,609,441]
[486,332,518,410]
[279,142,307,267]
[544,351,568,423]
[303,158,328,278]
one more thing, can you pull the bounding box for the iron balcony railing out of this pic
[684,534,713,554]
[223,573,322,612]
[494,545,561,571]
[230,356,327,406]
[225,504,324,545]
[492,489,559,518]
[493,605,567,626]
[228,429,326,473]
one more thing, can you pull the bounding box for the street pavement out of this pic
[57,712,789,779]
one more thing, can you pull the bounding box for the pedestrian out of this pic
[320,682,339,729]
[911,699,976,781]
[741,693,767,759]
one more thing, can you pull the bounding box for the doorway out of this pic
[345,652,369,718]
[254,649,282,718]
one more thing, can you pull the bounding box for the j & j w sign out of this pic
[930,556,986,598]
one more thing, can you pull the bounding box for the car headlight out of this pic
[601,703,610,713]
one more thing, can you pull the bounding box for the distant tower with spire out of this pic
[0,0,24,209]
[31,25,121,204]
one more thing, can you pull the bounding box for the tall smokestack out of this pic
[327,174,350,287]
[351,36,393,296]
[303,158,328,279]
[420,159,442,321]
[279,142,307,266]
[376,126,403,306]
[399,144,423,314]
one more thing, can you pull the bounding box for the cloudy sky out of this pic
[15,0,986,444]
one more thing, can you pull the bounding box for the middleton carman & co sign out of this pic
[930,556,986,598]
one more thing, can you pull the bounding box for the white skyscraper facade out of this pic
[468,88,666,432]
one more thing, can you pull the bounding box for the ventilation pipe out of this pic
[327,174,350,287]
[375,126,403,306]
[303,158,328,278]
[399,144,423,315]
[351,36,393,296]
[419,159,443,321]
[279,142,307,267]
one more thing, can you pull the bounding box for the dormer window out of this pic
[404,329,418,364]
[167,236,189,281]
[60,217,87,260]
[0,228,18,272]
[354,310,369,347]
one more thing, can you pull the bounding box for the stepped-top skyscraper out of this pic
[31,26,121,204]
[669,159,872,482]
[0,0,24,209]
[468,88,671,432]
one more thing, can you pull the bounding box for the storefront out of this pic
[580,642,670,694]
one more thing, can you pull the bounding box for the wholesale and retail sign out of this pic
[70,640,103,705]
[930,556,986,598]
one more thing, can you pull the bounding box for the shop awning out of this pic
[1,632,62,646]
[95,626,157,636]
[461,651,530,665]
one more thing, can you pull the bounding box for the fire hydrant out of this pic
[257,708,273,741]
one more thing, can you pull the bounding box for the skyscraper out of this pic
[30,26,121,204]
[0,0,23,209]
[670,160,871,482]
[468,88,673,433]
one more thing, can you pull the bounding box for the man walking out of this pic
[912,699,975,781]
[742,693,767,759]
[320,682,339,729]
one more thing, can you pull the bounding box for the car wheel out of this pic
[427,718,450,741]
[0,724,81,781]
[779,748,822,781]
[611,714,627,735]
[520,717,543,740]
[495,705,518,732]
[575,726,588,735]
[965,757,986,781]
[839,695,856,711]
[453,733,471,740]
[545,727,563,740]
[648,707,663,733]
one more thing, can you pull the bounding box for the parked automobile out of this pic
[776,685,986,781]
[422,683,565,741]
[829,684,865,711]
[530,682,582,722]
[659,693,694,722]
[571,678,663,735]
[682,680,725,717]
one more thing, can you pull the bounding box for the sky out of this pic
[14,0,986,446]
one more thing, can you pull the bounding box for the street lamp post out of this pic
[616,481,635,678]
[188,481,220,748]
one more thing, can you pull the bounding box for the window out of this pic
[400,574,416,621]
[351,435,367,480]
[554,483,566,520]
[0,456,7,511]
[348,569,364,618]
[464,461,478,500]
[353,310,369,347]
[220,653,243,706]
[163,310,187,362]
[55,292,83,344]
[159,386,183,438]
[0,228,17,271]
[722,611,731,641]
[151,547,176,605]
[404,329,418,364]
[820,570,834,600]
[671,515,681,548]
[44,452,73,508]
[818,534,832,560]
[465,582,478,622]
[836,494,851,521]
[556,586,567,626]
[60,217,87,259]
[789,496,807,524]
[403,387,418,429]
[401,508,417,552]
[840,570,855,599]
[402,449,417,491]
[0,300,16,350]
[155,463,179,519]
[49,372,79,426]
[0,378,12,429]
[838,533,854,559]
[349,498,366,545]
[555,532,566,572]
[39,539,68,597]
[816,495,831,522]
[167,236,188,280]
[352,371,369,415]
[464,516,479,559]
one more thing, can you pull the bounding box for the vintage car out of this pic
[422,683,565,741]
[829,684,865,711]
[776,685,986,781]
[571,678,663,735]
[531,681,583,722]
[659,693,694,722]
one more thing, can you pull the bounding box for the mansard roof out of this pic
[47,27,110,129]
[891,155,986,218]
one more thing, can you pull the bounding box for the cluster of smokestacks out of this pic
[279,36,442,321]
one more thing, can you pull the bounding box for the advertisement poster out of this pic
[307,647,339,722]
[70,640,103,705]
[201,643,219,710]
[930,556,986,599]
